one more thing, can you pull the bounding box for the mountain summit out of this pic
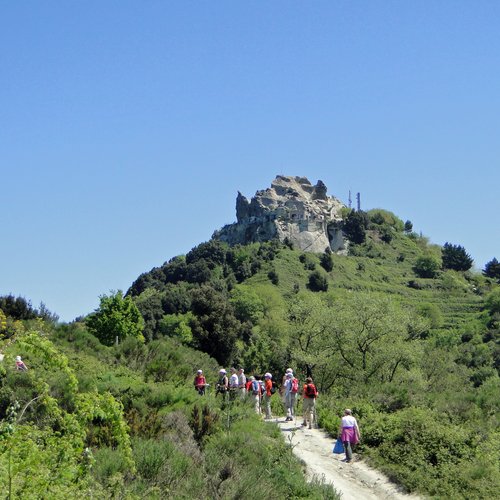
[213,175,347,253]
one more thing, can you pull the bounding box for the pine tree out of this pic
[441,242,473,271]
[483,257,500,280]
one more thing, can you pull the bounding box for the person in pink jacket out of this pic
[338,409,361,463]
[15,355,28,371]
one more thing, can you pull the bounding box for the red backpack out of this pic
[305,383,317,398]
[291,378,299,393]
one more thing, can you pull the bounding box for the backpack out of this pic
[305,383,317,398]
[216,376,228,394]
[270,381,278,395]
[251,380,260,395]
[291,378,299,393]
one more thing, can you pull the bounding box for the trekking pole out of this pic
[312,403,318,429]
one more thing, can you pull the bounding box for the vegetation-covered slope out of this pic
[125,208,500,498]
[1,208,499,498]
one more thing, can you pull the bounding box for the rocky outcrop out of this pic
[213,176,347,253]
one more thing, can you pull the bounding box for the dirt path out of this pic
[275,418,422,499]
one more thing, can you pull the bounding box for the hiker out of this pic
[216,369,229,396]
[263,372,273,419]
[338,409,361,463]
[238,367,247,398]
[248,375,261,414]
[301,376,318,429]
[284,371,299,421]
[229,367,239,400]
[194,369,207,395]
[281,367,293,387]
[15,355,28,371]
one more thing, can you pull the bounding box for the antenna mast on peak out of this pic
[356,192,361,211]
[348,190,352,209]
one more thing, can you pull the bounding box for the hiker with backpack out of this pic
[301,377,318,429]
[248,375,261,414]
[229,367,239,400]
[338,408,361,463]
[216,369,229,397]
[193,369,207,395]
[280,368,293,397]
[284,371,299,421]
[238,368,247,398]
[263,372,274,419]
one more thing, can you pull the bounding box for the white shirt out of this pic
[341,415,357,428]
[229,373,239,388]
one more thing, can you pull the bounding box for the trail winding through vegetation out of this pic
[276,419,422,499]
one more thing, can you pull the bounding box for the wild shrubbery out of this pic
[3,223,500,498]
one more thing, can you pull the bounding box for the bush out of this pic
[308,270,329,292]
[267,269,279,285]
[367,209,404,232]
[320,251,334,272]
[342,210,368,244]
[413,255,440,278]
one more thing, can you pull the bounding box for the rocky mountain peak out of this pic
[213,176,347,253]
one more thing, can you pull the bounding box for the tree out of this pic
[308,270,329,292]
[159,312,194,343]
[442,242,473,272]
[229,286,264,324]
[188,284,242,364]
[413,255,440,278]
[133,288,164,340]
[287,294,333,381]
[86,291,145,346]
[0,309,6,332]
[0,295,38,320]
[320,249,334,272]
[485,288,500,316]
[326,293,423,386]
[483,258,500,280]
[342,210,368,244]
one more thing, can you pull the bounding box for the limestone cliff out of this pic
[213,175,347,253]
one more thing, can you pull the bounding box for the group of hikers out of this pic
[194,367,361,462]
[194,367,319,430]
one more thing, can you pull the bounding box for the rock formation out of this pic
[213,175,348,253]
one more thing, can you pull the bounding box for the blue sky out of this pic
[1,1,499,321]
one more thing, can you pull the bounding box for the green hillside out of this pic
[1,208,499,498]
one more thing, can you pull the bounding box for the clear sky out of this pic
[1,1,499,322]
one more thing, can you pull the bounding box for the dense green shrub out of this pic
[413,255,440,278]
[320,250,334,272]
[367,209,405,232]
[308,270,329,292]
[342,210,369,244]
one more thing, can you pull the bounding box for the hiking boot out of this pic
[301,422,307,426]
